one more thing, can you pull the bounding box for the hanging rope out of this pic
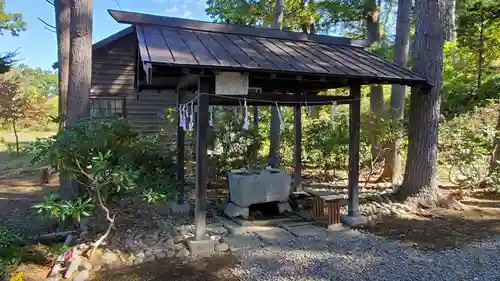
[177,92,360,132]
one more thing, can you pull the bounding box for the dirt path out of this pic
[0,169,58,238]
[91,255,239,281]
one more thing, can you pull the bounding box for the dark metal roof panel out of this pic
[110,10,429,86]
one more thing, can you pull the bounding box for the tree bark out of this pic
[399,0,446,204]
[444,0,456,41]
[61,0,92,199]
[476,8,484,92]
[268,0,284,168]
[379,0,411,182]
[67,0,92,122]
[365,0,384,160]
[12,119,19,155]
[55,0,70,131]
[488,105,500,174]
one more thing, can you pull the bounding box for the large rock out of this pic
[215,243,229,252]
[64,256,81,279]
[80,259,93,271]
[73,270,89,281]
[102,251,118,264]
[135,251,145,259]
[175,248,190,258]
[155,252,166,259]
[134,257,144,265]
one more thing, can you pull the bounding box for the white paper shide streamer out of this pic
[242,99,249,130]
[330,101,337,124]
[179,104,187,131]
[209,106,214,127]
[188,101,194,132]
[276,102,285,130]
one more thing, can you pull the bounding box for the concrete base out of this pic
[277,202,292,214]
[224,202,249,219]
[222,234,264,251]
[283,224,328,237]
[187,238,215,255]
[214,215,248,235]
[252,227,296,245]
[169,201,191,214]
[340,215,368,227]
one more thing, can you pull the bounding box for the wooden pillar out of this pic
[348,84,361,217]
[176,89,185,204]
[293,98,302,192]
[195,79,210,241]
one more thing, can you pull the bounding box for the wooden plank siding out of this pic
[91,32,177,134]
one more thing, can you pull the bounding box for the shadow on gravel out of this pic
[357,207,500,250]
[91,254,240,281]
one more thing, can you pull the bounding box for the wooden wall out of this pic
[91,32,177,133]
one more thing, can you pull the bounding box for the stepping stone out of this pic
[252,227,296,245]
[222,234,264,250]
[283,225,329,238]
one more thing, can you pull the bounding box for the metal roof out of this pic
[108,10,429,87]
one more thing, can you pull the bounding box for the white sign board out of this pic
[215,72,249,95]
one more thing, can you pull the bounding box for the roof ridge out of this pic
[108,9,370,48]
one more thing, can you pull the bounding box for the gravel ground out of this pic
[229,229,500,281]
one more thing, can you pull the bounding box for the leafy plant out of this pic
[32,193,61,220]
[32,193,93,222]
[140,188,168,204]
[59,198,93,222]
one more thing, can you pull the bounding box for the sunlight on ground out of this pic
[359,196,500,250]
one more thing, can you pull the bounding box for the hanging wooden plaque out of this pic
[215,72,249,95]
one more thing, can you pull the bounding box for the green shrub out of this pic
[439,105,498,188]
[28,118,178,214]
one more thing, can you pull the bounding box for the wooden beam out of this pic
[293,93,302,192]
[176,88,185,204]
[207,94,357,106]
[177,74,199,90]
[347,84,361,217]
[194,78,210,241]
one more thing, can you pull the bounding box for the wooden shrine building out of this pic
[104,9,431,241]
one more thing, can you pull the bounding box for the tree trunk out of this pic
[61,0,92,199]
[12,119,19,155]
[55,0,70,131]
[488,105,500,174]
[365,0,384,161]
[268,0,284,168]
[444,0,456,41]
[67,0,92,122]
[476,9,484,92]
[399,0,446,204]
[379,0,411,183]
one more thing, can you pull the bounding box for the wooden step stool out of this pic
[310,193,344,228]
